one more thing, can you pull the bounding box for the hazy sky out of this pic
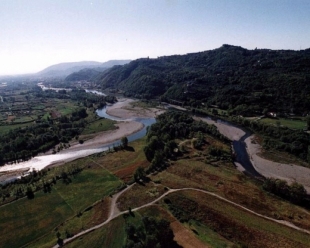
[1,0,309,75]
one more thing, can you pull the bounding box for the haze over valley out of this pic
[1,1,310,248]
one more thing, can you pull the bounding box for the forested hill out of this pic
[96,45,310,115]
[65,67,107,82]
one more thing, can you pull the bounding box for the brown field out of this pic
[117,182,167,211]
[170,220,209,248]
[163,191,310,248]
[93,137,149,183]
[114,135,310,246]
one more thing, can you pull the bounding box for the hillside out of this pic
[96,45,310,116]
[65,67,107,81]
[37,60,131,78]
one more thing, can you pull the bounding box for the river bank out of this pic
[106,98,165,119]
[245,135,310,193]
[198,116,310,193]
[0,98,162,182]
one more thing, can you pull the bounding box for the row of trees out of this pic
[0,107,89,164]
[0,87,118,165]
[0,165,83,203]
[229,116,310,162]
[262,178,308,207]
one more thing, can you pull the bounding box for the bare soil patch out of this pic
[170,220,209,248]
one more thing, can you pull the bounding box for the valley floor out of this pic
[199,116,310,193]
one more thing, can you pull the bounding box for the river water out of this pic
[0,102,260,183]
[85,89,106,96]
[0,105,155,183]
[197,115,263,179]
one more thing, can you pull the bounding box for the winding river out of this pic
[0,100,260,184]
[196,116,263,178]
[0,104,155,183]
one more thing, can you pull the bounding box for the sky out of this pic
[1,0,310,75]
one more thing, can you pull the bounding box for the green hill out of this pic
[96,45,310,115]
[65,67,107,81]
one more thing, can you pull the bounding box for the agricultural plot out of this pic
[0,160,122,248]
[259,117,307,130]
[82,118,117,135]
[1,107,310,248]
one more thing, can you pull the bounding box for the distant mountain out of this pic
[37,60,131,78]
[96,45,310,115]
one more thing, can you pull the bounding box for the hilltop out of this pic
[95,45,310,116]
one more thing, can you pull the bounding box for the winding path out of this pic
[52,185,310,247]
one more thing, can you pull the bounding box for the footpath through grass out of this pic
[164,191,310,248]
[0,159,122,248]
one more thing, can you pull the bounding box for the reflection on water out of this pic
[85,89,106,96]
[0,104,155,181]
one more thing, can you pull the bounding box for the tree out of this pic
[290,182,307,204]
[121,136,129,148]
[307,116,310,130]
[26,187,34,199]
[134,167,146,182]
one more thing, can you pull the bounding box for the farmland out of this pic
[1,128,309,247]
[1,89,310,247]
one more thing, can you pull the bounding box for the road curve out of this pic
[52,186,310,248]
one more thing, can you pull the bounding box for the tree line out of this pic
[142,111,228,174]
[0,89,117,165]
[229,116,310,163]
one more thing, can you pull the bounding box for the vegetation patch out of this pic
[164,191,310,247]
[0,160,122,248]
[117,182,167,211]
[82,118,117,135]
[259,117,307,130]
[92,137,149,183]
[31,197,111,248]
[66,216,126,248]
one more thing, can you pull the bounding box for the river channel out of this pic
[196,116,263,179]
[0,100,261,183]
[0,104,155,183]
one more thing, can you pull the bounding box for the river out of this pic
[0,102,261,184]
[196,116,263,179]
[0,105,155,183]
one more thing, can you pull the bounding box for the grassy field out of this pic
[1,113,310,247]
[0,160,122,248]
[163,191,310,247]
[0,122,31,135]
[185,220,234,248]
[66,205,176,248]
[0,191,74,248]
[31,197,112,248]
[54,100,80,116]
[114,135,310,247]
[259,117,307,130]
[82,118,117,135]
[92,137,149,183]
[66,216,126,248]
